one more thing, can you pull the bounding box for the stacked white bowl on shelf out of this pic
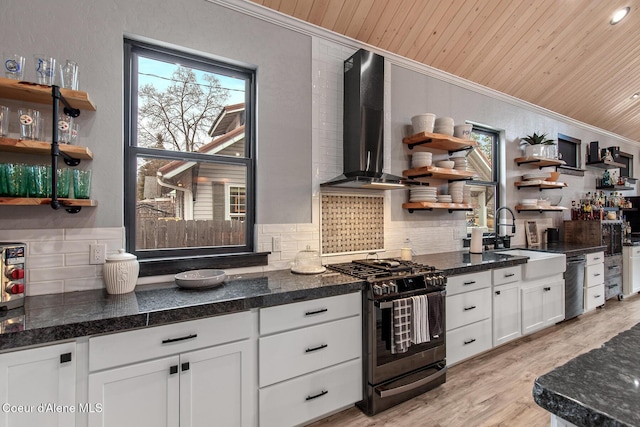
[411,113,436,134]
[435,160,455,169]
[437,194,452,203]
[411,152,432,168]
[453,124,473,139]
[462,184,471,204]
[449,181,465,203]
[450,156,467,170]
[433,117,454,136]
[409,187,437,203]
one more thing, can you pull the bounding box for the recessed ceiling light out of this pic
[632,92,640,100]
[611,7,630,24]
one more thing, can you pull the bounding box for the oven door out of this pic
[368,290,446,385]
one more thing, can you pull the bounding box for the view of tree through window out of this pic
[124,40,255,259]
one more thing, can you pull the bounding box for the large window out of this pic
[466,126,501,235]
[124,40,255,262]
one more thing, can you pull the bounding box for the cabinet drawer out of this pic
[604,256,622,277]
[585,283,605,311]
[492,265,522,286]
[585,263,604,287]
[260,292,360,335]
[446,318,492,366]
[259,358,362,427]
[446,288,491,331]
[89,311,252,372]
[259,315,361,387]
[586,252,605,266]
[605,274,622,300]
[628,246,640,258]
[446,270,491,296]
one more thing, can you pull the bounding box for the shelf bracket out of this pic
[448,208,473,213]
[65,207,82,214]
[407,208,433,213]
[448,146,474,156]
[407,138,433,150]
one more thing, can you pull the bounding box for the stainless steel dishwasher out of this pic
[565,255,586,319]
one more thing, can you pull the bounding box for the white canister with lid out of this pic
[103,249,139,294]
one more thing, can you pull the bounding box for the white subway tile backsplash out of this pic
[30,266,100,283]
[64,227,123,241]
[28,254,65,269]
[27,280,64,296]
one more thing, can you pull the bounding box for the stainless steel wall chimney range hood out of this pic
[321,49,406,189]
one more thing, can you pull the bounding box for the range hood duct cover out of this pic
[321,49,406,189]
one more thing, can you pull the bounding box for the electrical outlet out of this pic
[90,244,106,265]
[272,236,282,252]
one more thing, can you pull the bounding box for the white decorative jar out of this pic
[103,249,139,294]
[525,144,546,158]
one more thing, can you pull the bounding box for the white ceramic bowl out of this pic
[453,124,473,139]
[175,269,227,289]
[411,113,436,134]
[435,160,455,169]
[434,117,454,126]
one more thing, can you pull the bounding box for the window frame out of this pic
[225,183,246,221]
[467,124,503,236]
[123,39,258,269]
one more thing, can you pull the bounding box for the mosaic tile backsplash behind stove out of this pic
[321,194,384,254]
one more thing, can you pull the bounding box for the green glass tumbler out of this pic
[30,165,50,198]
[73,169,91,199]
[6,163,30,197]
[56,168,71,198]
[0,164,8,196]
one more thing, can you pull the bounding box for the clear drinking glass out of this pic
[33,55,56,85]
[3,54,25,80]
[57,114,73,144]
[0,105,9,137]
[18,108,41,140]
[59,60,78,90]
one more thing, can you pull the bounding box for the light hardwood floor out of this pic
[309,293,640,427]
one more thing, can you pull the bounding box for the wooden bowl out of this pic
[545,172,561,182]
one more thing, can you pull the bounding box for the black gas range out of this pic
[327,258,448,415]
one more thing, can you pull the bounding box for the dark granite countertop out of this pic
[0,243,607,353]
[533,322,640,426]
[0,269,362,352]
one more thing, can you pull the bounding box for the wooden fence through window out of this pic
[136,219,245,249]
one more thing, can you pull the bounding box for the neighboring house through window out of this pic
[124,39,255,265]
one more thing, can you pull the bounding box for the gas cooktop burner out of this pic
[327,258,437,280]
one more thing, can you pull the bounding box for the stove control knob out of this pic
[372,285,383,296]
[5,282,24,295]
[389,281,398,293]
[381,284,390,294]
[5,266,24,280]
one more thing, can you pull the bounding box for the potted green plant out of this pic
[522,132,556,158]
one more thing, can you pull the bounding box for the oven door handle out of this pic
[374,290,446,310]
[375,366,448,398]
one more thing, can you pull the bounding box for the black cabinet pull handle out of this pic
[306,390,328,401]
[463,338,476,345]
[169,365,178,375]
[504,273,515,277]
[595,295,601,298]
[305,344,328,353]
[495,290,501,295]
[594,257,601,260]
[608,265,619,269]
[544,287,551,291]
[594,273,601,277]
[181,362,190,372]
[305,308,328,316]
[463,305,476,311]
[60,353,72,364]
[463,281,476,285]
[162,334,197,344]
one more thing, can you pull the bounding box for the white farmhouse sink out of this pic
[499,249,566,280]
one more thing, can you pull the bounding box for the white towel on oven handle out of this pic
[411,295,430,344]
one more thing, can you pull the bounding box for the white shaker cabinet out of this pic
[258,292,362,427]
[0,341,77,427]
[492,266,522,347]
[87,311,256,427]
[623,246,640,296]
[584,252,605,312]
[446,270,492,366]
[521,277,564,335]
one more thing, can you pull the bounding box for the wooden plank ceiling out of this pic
[250,0,640,143]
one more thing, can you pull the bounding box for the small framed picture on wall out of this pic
[525,221,539,247]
